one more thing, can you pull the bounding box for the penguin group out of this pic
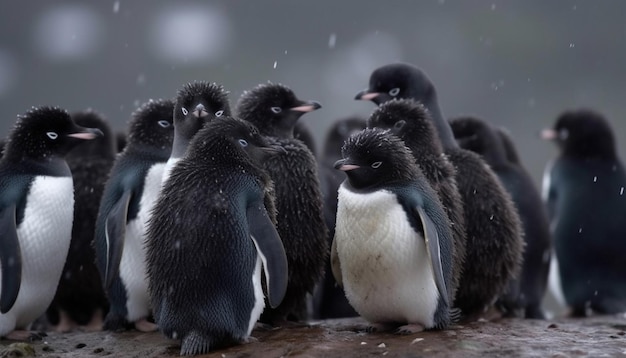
[0,61,625,356]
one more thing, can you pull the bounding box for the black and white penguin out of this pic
[367,100,467,311]
[541,109,626,316]
[0,106,102,340]
[146,117,288,356]
[332,128,456,332]
[356,63,524,319]
[47,110,115,331]
[94,99,175,332]
[164,81,231,182]
[236,82,327,324]
[312,116,366,319]
[451,116,551,319]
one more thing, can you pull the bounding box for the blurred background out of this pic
[0,0,624,316]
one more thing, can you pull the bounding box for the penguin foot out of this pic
[83,308,105,332]
[364,323,395,333]
[253,322,281,331]
[55,309,77,332]
[4,330,46,342]
[134,318,158,332]
[395,324,425,335]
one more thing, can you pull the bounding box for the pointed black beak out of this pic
[291,101,322,112]
[334,158,360,171]
[68,127,103,140]
[355,89,381,101]
[193,103,209,118]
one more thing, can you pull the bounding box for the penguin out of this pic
[46,110,115,331]
[115,131,127,153]
[332,128,456,333]
[145,117,288,356]
[450,116,551,319]
[0,106,102,340]
[294,122,317,157]
[94,99,175,332]
[236,82,328,324]
[495,127,522,165]
[367,99,467,312]
[312,116,366,319]
[541,109,626,316]
[356,63,524,318]
[164,81,231,182]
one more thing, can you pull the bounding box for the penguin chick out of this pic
[542,109,626,317]
[312,116,366,319]
[146,117,288,356]
[94,99,175,332]
[47,110,115,331]
[0,106,102,340]
[451,116,551,319]
[356,63,524,319]
[332,128,456,333]
[236,82,327,324]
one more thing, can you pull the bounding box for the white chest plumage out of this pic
[0,176,74,334]
[334,185,439,328]
[119,163,166,321]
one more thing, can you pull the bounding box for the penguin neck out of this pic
[9,156,71,177]
[422,96,458,151]
[170,132,190,160]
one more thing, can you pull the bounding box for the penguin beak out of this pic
[290,101,322,113]
[355,89,381,101]
[540,128,558,141]
[334,159,360,171]
[68,127,103,140]
[192,103,209,118]
[261,143,287,155]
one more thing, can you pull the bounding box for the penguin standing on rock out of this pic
[47,110,115,331]
[313,116,366,319]
[94,99,175,332]
[146,117,288,356]
[450,116,551,319]
[236,82,328,324]
[332,128,456,333]
[0,107,102,340]
[542,109,626,316]
[356,63,524,319]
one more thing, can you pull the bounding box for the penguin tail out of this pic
[449,307,462,324]
[180,331,211,356]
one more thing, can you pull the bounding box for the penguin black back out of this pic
[367,99,466,306]
[542,109,626,316]
[451,116,551,319]
[236,82,327,324]
[313,116,366,319]
[47,110,115,330]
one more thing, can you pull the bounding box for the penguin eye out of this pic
[559,129,569,140]
[238,139,248,147]
[270,107,282,114]
[215,110,224,117]
[388,88,400,97]
[158,120,171,128]
[46,132,58,140]
[371,161,382,169]
[181,107,188,116]
[393,120,406,131]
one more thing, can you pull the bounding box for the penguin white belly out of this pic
[161,157,180,186]
[335,186,439,327]
[0,176,73,333]
[119,163,165,321]
[247,255,264,336]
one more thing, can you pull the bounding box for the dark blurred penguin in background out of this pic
[356,63,524,319]
[47,110,115,331]
[450,116,551,319]
[541,109,626,316]
[115,131,127,153]
[94,99,175,332]
[0,107,101,340]
[332,128,457,333]
[146,117,287,355]
[312,116,366,319]
[236,82,328,325]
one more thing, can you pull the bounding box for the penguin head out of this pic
[334,128,417,190]
[67,109,115,159]
[367,99,443,157]
[4,106,103,161]
[236,82,322,139]
[449,116,508,165]
[542,109,616,159]
[174,81,231,140]
[127,99,175,152]
[323,116,367,159]
[355,63,436,106]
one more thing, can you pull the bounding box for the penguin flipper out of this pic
[247,202,288,308]
[104,190,132,288]
[330,237,343,287]
[415,205,449,307]
[0,204,21,313]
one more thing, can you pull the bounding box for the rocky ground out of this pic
[1,315,626,357]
